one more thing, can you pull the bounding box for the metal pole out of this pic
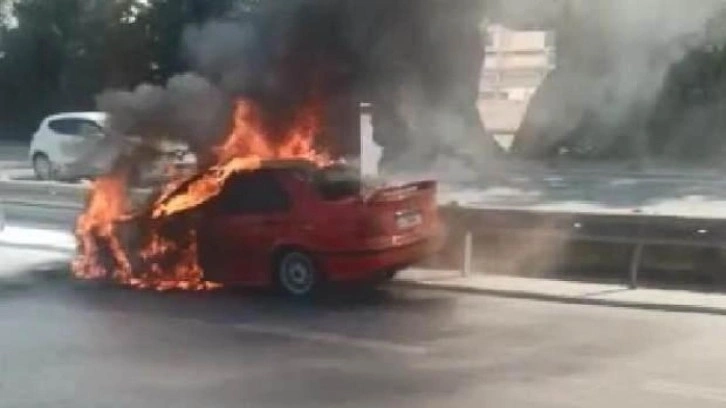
[462,232,473,277]
[629,243,644,289]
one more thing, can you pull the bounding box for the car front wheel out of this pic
[276,250,320,297]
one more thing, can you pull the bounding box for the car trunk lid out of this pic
[361,180,438,239]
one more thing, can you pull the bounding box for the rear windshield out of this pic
[313,165,363,201]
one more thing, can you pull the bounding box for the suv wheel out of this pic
[32,153,54,180]
[276,250,320,297]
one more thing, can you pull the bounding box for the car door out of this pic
[199,171,293,285]
[46,118,88,166]
[50,118,106,174]
[70,119,111,176]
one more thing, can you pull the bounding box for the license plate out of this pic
[396,211,422,229]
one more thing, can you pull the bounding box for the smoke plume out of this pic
[181,21,262,96]
[96,0,726,177]
[97,73,229,153]
[96,13,275,154]
[97,1,349,163]
[508,0,726,158]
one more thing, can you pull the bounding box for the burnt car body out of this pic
[195,161,442,295]
[86,161,442,295]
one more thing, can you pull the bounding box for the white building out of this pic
[479,24,555,147]
[360,24,557,174]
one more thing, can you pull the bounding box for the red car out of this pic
[196,161,442,296]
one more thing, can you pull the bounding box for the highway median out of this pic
[0,179,151,209]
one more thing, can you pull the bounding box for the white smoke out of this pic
[506,0,726,156]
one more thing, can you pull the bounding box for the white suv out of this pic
[29,112,195,183]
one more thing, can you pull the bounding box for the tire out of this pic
[32,153,54,180]
[384,269,400,280]
[369,269,401,287]
[275,250,320,297]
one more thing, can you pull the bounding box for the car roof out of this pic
[43,111,108,123]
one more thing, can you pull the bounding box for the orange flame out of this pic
[72,98,333,290]
[73,171,133,282]
[152,100,329,219]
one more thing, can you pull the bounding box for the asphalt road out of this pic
[0,211,725,407]
[5,196,726,406]
[1,262,726,408]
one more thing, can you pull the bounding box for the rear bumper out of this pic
[320,234,443,282]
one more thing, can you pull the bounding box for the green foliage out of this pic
[0,0,249,139]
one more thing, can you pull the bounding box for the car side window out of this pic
[48,119,79,135]
[77,120,104,138]
[217,171,291,215]
[48,118,103,138]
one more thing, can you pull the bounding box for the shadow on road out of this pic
[7,267,459,334]
[0,260,71,293]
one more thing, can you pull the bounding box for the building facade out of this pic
[479,24,555,147]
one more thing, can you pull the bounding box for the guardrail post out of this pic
[629,242,644,289]
[462,231,473,277]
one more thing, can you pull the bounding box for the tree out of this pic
[646,9,726,161]
[0,0,182,138]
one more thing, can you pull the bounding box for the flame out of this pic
[73,171,133,282]
[72,98,332,290]
[152,100,329,219]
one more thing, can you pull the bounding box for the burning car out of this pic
[194,161,441,295]
[71,99,442,296]
[76,161,441,296]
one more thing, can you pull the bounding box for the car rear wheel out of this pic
[369,269,401,287]
[276,251,320,297]
[32,153,54,180]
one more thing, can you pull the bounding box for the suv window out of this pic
[217,171,291,214]
[48,118,103,137]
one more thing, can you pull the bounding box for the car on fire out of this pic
[190,161,442,296]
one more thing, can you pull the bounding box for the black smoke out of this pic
[97,0,494,176]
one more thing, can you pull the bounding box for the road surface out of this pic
[0,210,726,407]
[2,257,726,407]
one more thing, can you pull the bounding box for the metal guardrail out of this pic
[4,180,726,289]
[445,206,726,288]
[0,179,87,195]
[0,180,152,209]
[0,180,87,208]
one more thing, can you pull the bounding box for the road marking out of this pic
[232,323,428,355]
[644,380,726,403]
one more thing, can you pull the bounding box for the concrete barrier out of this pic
[430,205,726,287]
[0,179,151,209]
[0,180,87,208]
